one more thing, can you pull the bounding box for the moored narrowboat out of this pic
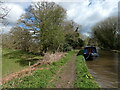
[83,46,99,60]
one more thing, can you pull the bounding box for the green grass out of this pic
[2,48,43,77]
[74,55,101,88]
[2,51,76,88]
[2,49,101,88]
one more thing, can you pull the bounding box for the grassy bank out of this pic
[2,48,43,77]
[2,51,76,88]
[74,55,101,88]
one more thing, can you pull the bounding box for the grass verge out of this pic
[2,51,76,88]
[74,55,101,88]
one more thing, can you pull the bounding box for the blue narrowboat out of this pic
[83,46,99,60]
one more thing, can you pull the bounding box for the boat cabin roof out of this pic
[84,46,96,49]
[84,46,97,53]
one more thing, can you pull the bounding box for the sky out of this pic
[0,0,119,36]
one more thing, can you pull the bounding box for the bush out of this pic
[62,43,73,52]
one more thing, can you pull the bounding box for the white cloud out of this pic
[5,3,25,24]
[1,0,119,34]
[1,3,25,32]
[1,25,12,33]
[1,0,30,2]
[59,0,119,35]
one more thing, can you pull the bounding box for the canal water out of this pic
[86,50,119,88]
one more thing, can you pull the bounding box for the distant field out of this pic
[2,49,43,77]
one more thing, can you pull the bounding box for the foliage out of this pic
[2,51,76,88]
[2,2,84,53]
[74,55,100,88]
[64,21,84,50]
[18,2,66,53]
[92,16,119,50]
[116,34,120,49]
[76,49,84,56]
[10,27,32,51]
[2,33,13,49]
[62,43,73,52]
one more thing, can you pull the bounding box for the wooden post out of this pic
[29,61,31,67]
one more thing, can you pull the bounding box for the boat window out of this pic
[84,49,88,53]
[84,47,97,53]
[92,48,96,53]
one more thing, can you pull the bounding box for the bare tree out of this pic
[0,1,11,26]
[0,1,10,19]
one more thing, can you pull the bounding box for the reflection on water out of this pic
[86,50,119,88]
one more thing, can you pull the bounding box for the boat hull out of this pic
[84,53,99,60]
